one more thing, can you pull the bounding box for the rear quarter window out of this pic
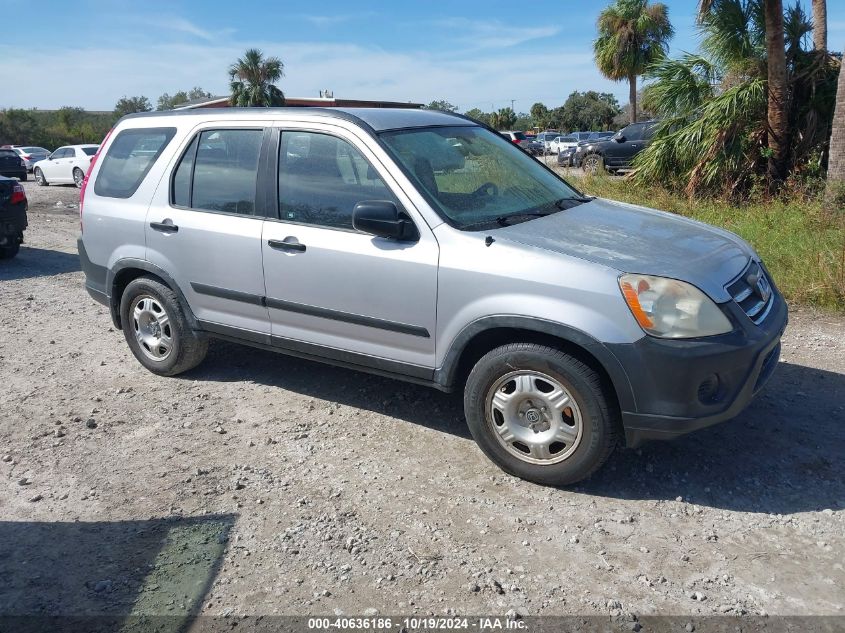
[94,127,176,198]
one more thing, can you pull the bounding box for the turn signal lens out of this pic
[619,274,733,339]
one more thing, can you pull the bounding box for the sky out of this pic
[1,0,843,112]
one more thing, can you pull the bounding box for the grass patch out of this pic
[569,173,845,311]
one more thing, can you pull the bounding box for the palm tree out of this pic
[826,56,845,201]
[812,0,827,51]
[594,0,674,124]
[229,49,285,107]
[635,0,838,197]
[763,0,789,186]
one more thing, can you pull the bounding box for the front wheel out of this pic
[73,168,85,188]
[19,172,27,182]
[464,343,619,486]
[120,276,208,376]
[34,168,47,186]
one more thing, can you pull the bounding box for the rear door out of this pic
[145,124,272,337]
[261,124,438,371]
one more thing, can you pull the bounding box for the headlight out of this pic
[619,274,732,338]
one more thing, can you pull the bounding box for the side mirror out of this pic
[615,135,626,143]
[353,201,419,242]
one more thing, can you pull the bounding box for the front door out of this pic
[261,127,438,372]
[145,125,271,336]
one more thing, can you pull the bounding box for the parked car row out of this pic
[0,144,100,187]
[559,121,658,173]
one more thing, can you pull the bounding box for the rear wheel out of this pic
[582,153,604,174]
[0,243,20,259]
[120,276,208,376]
[464,343,619,486]
[19,172,27,182]
[34,168,47,186]
[73,168,85,188]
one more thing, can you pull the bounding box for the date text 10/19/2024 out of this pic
[307,617,527,631]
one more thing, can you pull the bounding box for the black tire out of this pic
[19,172,27,182]
[0,243,20,259]
[582,153,604,174]
[34,168,47,186]
[464,343,619,486]
[73,168,85,188]
[119,276,208,376]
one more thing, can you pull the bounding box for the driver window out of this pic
[278,131,399,230]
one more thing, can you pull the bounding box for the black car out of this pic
[575,121,658,174]
[0,148,27,181]
[0,175,27,259]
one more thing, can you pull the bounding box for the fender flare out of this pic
[433,315,636,413]
[108,258,199,331]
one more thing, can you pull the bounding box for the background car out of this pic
[557,145,578,167]
[549,135,579,155]
[0,175,27,259]
[576,121,658,174]
[0,148,27,181]
[33,144,99,187]
[9,146,51,172]
[535,131,562,152]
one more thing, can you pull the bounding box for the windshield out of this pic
[82,147,98,156]
[22,147,46,153]
[379,125,584,230]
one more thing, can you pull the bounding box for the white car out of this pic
[549,135,579,155]
[33,144,99,188]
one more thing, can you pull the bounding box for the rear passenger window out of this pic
[172,129,263,215]
[94,127,176,198]
[278,131,398,230]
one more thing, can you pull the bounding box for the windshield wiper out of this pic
[461,196,594,230]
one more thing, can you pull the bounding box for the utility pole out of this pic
[511,99,515,111]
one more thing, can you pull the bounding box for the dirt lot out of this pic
[1,180,843,627]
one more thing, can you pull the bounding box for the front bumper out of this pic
[607,291,788,447]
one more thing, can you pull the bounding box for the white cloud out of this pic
[0,38,622,112]
[431,17,560,49]
[299,14,357,27]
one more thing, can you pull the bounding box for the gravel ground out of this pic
[1,180,843,626]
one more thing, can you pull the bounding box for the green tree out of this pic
[157,87,213,111]
[530,102,551,129]
[634,0,839,197]
[559,91,622,131]
[114,96,152,118]
[229,49,285,107]
[464,108,492,126]
[594,0,674,124]
[424,100,458,112]
[489,107,517,130]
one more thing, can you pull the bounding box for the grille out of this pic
[726,260,774,325]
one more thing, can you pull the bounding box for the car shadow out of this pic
[189,342,843,515]
[0,514,235,632]
[0,246,80,281]
[578,361,845,514]
[190,341,469,439]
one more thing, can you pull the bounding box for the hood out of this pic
[495,197,752,302]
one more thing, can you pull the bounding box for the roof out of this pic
[122,107,477,133]
[174,95,425,111]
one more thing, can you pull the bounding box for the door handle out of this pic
[150,219,179,233]
[268,238,306,253]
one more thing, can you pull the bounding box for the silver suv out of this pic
[78,108,787,485]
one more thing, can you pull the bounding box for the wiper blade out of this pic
[495,211,553,226]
